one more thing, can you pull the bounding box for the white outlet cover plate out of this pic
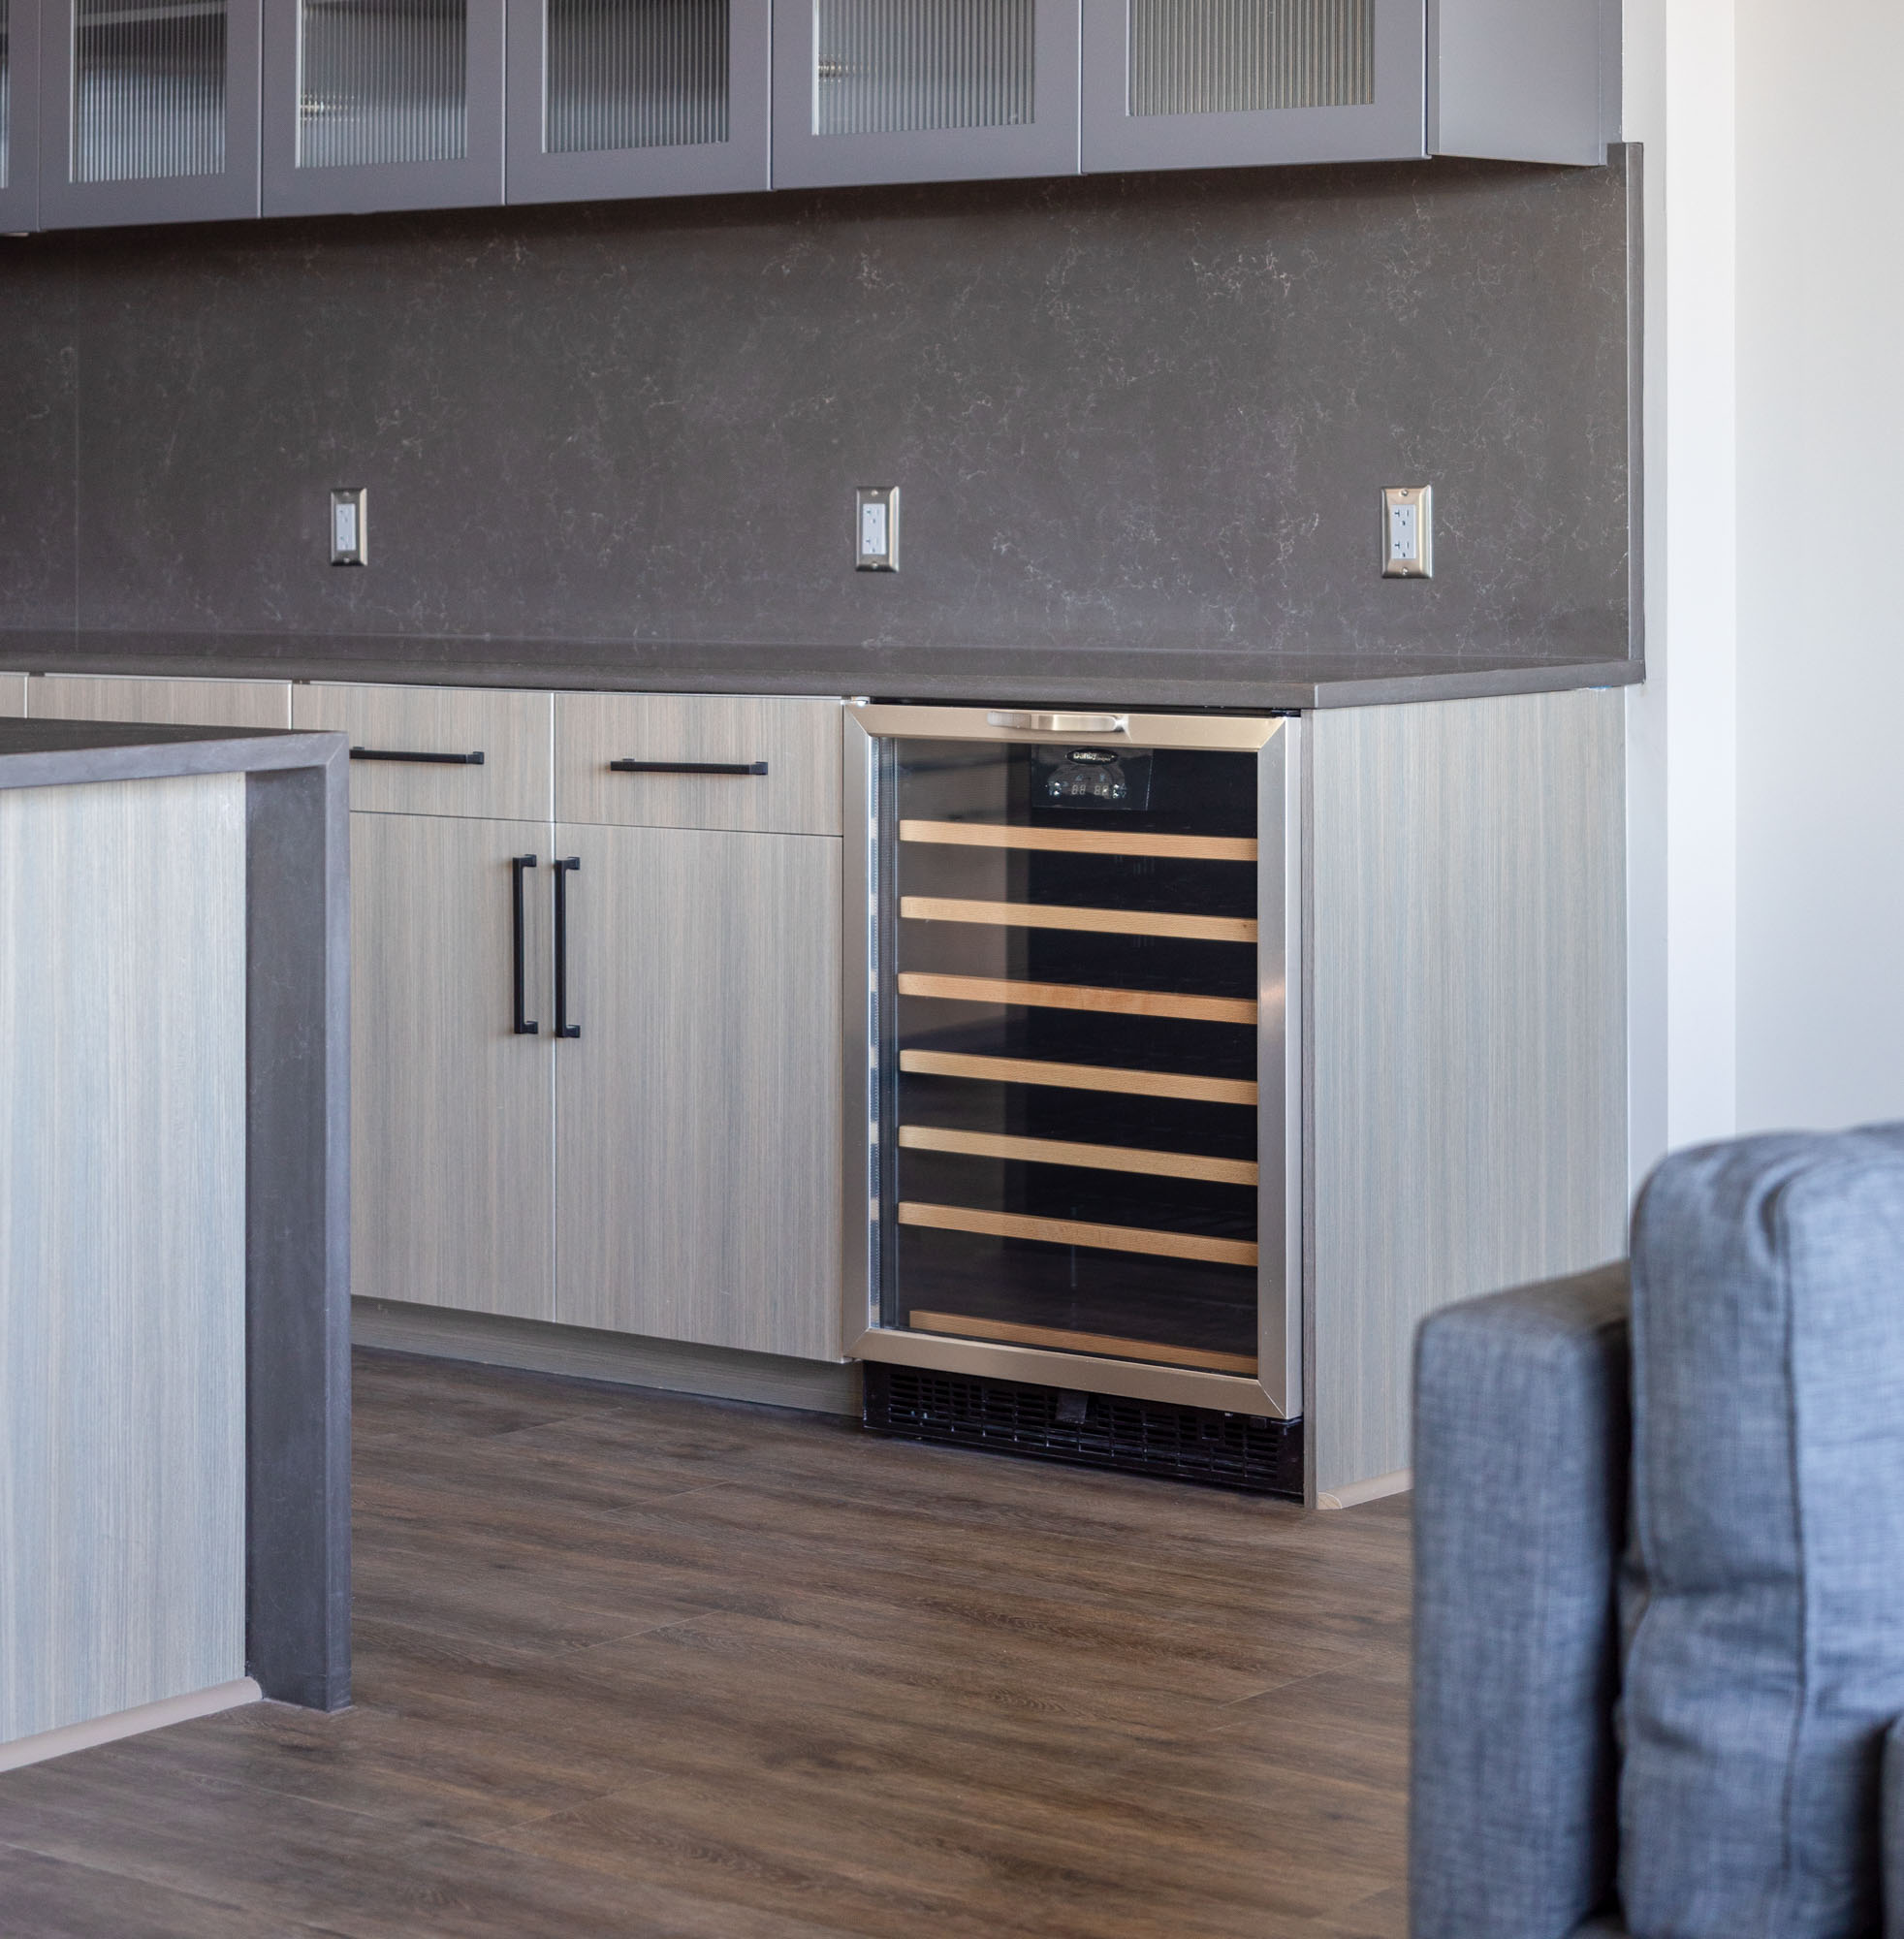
[1381,485,1432,579]
[855,486,899,572]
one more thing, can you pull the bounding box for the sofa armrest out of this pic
[1410,1263,1632,1939]
[1884,1715,1904,1939]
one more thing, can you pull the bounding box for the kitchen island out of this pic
[0,719,349,1771]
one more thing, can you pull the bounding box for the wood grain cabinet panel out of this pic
[0,677,26,717]
[350,812,555,1321]
[29,674,292,729]
[293,682,552,821]
[555,691,841,836]
[0,774,247,1744]
[553,821,842,1360]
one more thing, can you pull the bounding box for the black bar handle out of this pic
[608,759,768,777]
[350,747,486,766]
[511,856,539,1036]
[553,857,581,1040]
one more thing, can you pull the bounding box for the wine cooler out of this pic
[843,704,1302,1496]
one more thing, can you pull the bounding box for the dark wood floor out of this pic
[0,1350,1412,1938]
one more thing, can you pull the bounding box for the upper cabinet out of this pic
[506,0,770,202]
[0,0,41,229]
[12,0,1613,232]
[1082,0,1423,172]
[771,0,1080,189]
[262,0,505,214]
[1082,0,1610,173]
[38,0,262,226]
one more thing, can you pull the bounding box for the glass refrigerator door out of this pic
[879,735,1264,1379]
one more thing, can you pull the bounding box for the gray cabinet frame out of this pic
[1,0,41,230]
[1081,0,1424,175]
[261,0,504,216]
[37,0,261,226]
[506,0,770,204]
[771,0,1080,191]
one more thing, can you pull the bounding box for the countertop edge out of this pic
[0,639,1644,711]
[0,728,347,790]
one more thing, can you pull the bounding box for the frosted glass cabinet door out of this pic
[261,0,504,213]
[0,0,41,229]
[772,0,1079,189]
[1080,0,1426,173]
[507,0,769,203]
[36,0,262,225]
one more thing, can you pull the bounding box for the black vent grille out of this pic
[864,1364,1303,1499]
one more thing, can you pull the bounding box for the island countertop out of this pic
[0,631,1640,712]
[0,716,346,785]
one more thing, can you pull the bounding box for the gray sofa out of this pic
[1410,1127,1904,1939]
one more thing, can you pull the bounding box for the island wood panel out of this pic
[28,675,292,730]
[902,897,1257,943]
[898,1201,1258,1268]
[1308,687,1628,1501]
[554,823,842,1360]
[0,677,24,717]
[349,813,555,1322]
[900,1048,1257,1107]
[899,818,1258,862]
[897,970,1257,1025]
[898,1124,1259,1187]
[0,774,247,1745]
[292,683,553,822]
[555,692,841,837]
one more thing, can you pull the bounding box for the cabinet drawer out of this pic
[30,674,292,730]
[555,693,841,836]
[293,683,553,822]
[0,675,26,718]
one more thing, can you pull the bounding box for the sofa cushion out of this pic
[1620,1125,1904,1939]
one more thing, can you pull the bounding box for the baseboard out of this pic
[0,1677,261,1774]
[1316,1468,1413,1511]
[351,1299,864,1416]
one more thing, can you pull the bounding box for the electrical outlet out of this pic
[1381,486,1432,579]
[855,486,899,572]
[330,487,367,566]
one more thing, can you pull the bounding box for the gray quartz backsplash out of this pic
[0,150,1637,681]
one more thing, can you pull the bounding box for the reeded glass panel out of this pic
[878,739,1264,1377]
[545,0,727,156]
[73,0,228,184]
[814,0,1031,139]
[1129,0,1375,116]
[298,0,466,171]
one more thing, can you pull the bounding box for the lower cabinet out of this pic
[552,822,843,1360]
[31,671,849,1365]
[349,812,556,1321]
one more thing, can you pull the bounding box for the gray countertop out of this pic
[0,632,1642,711]
[0,715,346,788]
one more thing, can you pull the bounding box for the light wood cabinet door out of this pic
[552,821,842,1359]
[351,813,555,1320]
[29,674,292,729]
[555,690,841,836]
[0,677,26,717]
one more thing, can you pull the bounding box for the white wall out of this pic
[1625,0,1903,1172]
[1624,0,1740,1183]
[1733,0,1904,1132]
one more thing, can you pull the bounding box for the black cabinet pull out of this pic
[608,759,768,777]
[511,856,539,1036]
[553,857,581,1041]
[350,747,486,765]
